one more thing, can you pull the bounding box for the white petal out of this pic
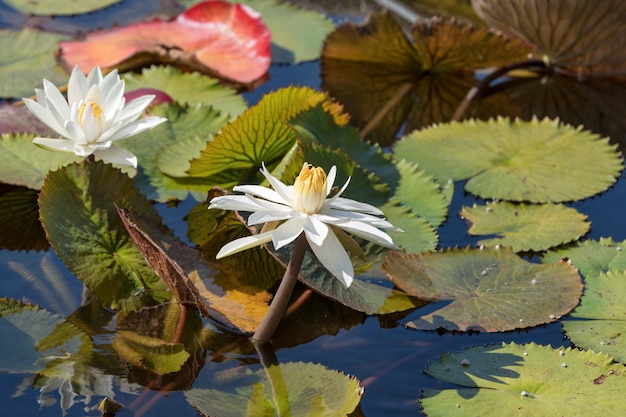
[79,103,102,142]
[302,216,329,247]
[23,98,68,137]
[68,66,89,104]
[307,229,354,288]
[65,121,87,144]
[247,210,293,226]
[33,137,79,153]
[271,218,304,250]
[209,194,282,213]
[86,66,104,85]
[233,184,290,206]
[261,163,293,203]
[216,230,274,258]
[326,197,384,215]
[116,95,154,123]
[327,218,398,249]
[320,208,394,228]
[100,69,121,94]
[93,145,138,167]
[326,165,337,196]
[103,117,166,142]
[42,79,70,120]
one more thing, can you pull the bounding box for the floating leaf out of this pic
[0,133,81,189]
[395,117,623,202]
[0,29,70,98]
[0,102,55,136]
[393,159,451,228]
[422,342,626,416]
[59,1,271,84]
[186,362,362,417]
[117,207,210,318]
[382,247,582,331]
[3,0,121,15]
[561,270,626,362]
[472,0,626,75]
[122,66,247,117]
[0,185,47,251]
[122,103,230,202]
[38,161,169,310]
[321,13,530,143]
[461,201,590,252]
[542,237,626,279]
[381,200,438,254]
[187,86,347,188]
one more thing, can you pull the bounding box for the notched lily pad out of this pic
[562,270,626,363]
[542,237,626,279]
[422,342,626,416]
[381,247,582,331]
[472,0,626,76]
[461,201,590,252]
[59,1,271,84]
[395,117,623,202]
[0,185,47,251]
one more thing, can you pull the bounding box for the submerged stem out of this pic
[252,233,308,343]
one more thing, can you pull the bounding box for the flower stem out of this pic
[252,233,308,343]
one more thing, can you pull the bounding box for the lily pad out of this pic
[122,103,230,202]
[422,342,626,416]
[472,0,626,76]
[0,133,81,189]
[561,270,626,363]
[113,330,189,375]
[0,29,69,98]
[185,361,362,417]
[321,12,530,143]
[122,66,247,118]
[542,237,626,279]
[180,0,335,63]
[187,86,347,189]
[59,1,271,84]
[381,247,583,331]
[461,201,590,252]
[3,0,121,15]
[38,161,170,311]
[394,117,623,202]
[381,199,439,254]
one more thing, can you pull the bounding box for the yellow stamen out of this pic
[78,101,104,130]
[292,163,327,214]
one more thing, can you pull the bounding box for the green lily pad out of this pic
[122,103,230,202]
[394,159,451,228]
[113,330,189,375]
[381,199,438,254]
[0,29,69,98]
[122,66,247,118]
[395,117,623,202]
[561,270,626,363]
[542,237,626,279]
[3,0,121,15]
[472,0,626,76]
[185,361,362,417]
[0,133,82,189]
[38,161,170,311]
[187,86,347,189]
[381,247,582,331]
[422,342,626,416]
[461,201,590,252]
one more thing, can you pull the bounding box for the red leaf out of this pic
[59,0,271,84]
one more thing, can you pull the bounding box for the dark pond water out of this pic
[2,1,626,417]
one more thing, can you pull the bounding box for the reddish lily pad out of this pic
[59,0,271,84]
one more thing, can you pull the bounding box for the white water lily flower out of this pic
[209,162,401,288]
[23,66,166,167]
